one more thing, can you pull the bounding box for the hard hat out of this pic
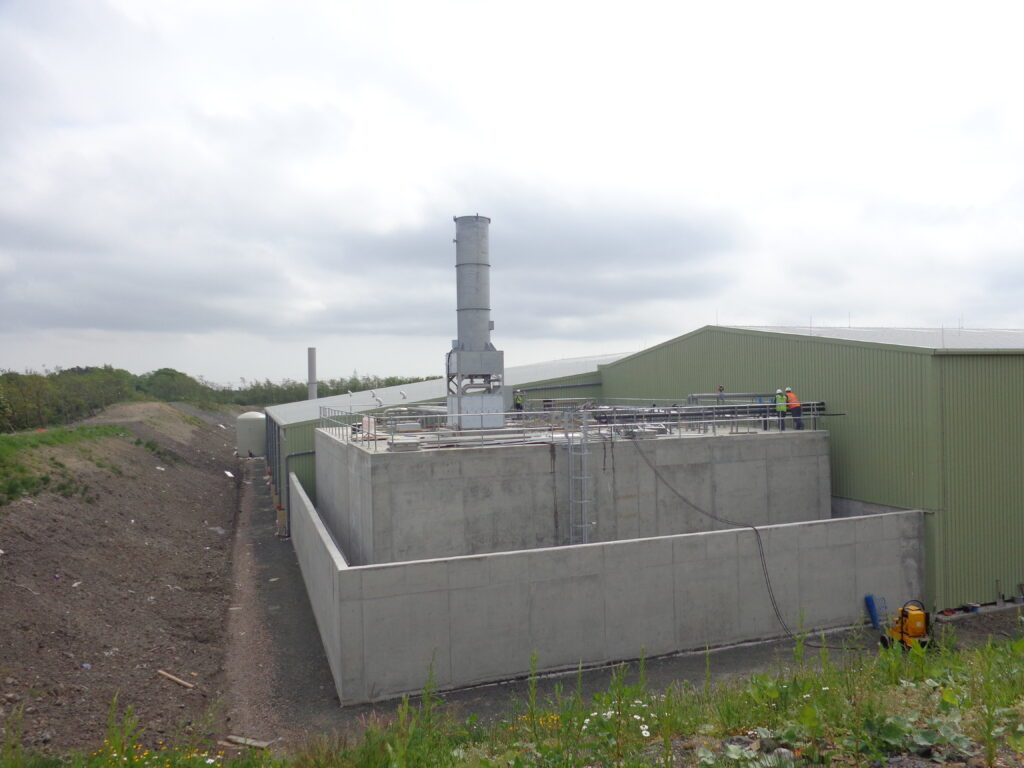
[776,389,782,394]
[785,387,792,392]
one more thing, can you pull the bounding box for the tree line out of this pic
[0,366,437,432]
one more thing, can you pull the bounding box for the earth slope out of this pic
[0,402,241,752]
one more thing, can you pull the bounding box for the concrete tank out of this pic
[236,411,266,457]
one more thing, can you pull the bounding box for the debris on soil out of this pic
[224,734,275,749]
[157,669,196,689]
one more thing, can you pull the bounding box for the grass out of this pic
[5,615,1024,767]
[133,438,178,465]
[0,425,128,506]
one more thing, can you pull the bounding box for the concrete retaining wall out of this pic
[315,430,832,565]
[315,433,375,566]
[288,478,350,700]
[290,473,923,705]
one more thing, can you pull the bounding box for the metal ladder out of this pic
[567,411,593,544]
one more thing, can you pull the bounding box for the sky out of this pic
[2,1,1024,387]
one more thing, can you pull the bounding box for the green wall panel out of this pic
[937,354,1024,606]
[516,371,603,404]
[276,420,317,507]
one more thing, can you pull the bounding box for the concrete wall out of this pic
[588,431,831,541]
[290,474,923,705]
[315,432,376,566]
[315,430,832,565]
[288,476,350,700]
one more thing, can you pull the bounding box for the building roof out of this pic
[265,352,626,426]
[730,326,1024,351]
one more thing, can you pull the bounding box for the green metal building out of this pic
[598,325,1024,610]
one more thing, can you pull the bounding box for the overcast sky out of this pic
[2,1,1023,386]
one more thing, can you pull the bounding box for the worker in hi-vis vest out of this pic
[785,387,804,430]
[774,389,787,431]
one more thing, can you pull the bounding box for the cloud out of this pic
[3,1,1024,383]
[0,148,737,341]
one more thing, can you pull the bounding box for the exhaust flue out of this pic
[446,215,504,428]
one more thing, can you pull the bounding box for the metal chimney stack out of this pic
[307,347,318,400]
[455,216,493,351]
[447,215,504,428]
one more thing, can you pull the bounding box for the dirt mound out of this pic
[0,402,242,753]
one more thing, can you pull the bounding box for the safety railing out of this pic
[320,399,830,453]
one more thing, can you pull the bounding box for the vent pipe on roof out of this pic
[307,347,318,400]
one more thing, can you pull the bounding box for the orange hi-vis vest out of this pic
[785,391,800,410]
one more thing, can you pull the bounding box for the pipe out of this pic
[265,416,281,504]
[307,347,318,400]
[864,594,881,630]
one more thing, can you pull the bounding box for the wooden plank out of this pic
[157,669,196,689]
[225,735,275,749]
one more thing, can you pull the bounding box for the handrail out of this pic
[319,399,833,453]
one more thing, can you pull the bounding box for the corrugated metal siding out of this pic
[601,327,941,508]
[278,420,317,507]
[937,354,1024,607]
[518,371,603,403]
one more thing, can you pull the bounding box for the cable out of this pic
[628,435,862,651]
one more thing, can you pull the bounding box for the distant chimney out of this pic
[307,347,318,400]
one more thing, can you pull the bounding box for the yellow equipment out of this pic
[880,600,930,649]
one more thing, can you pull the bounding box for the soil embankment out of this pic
[0,402,242,752]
